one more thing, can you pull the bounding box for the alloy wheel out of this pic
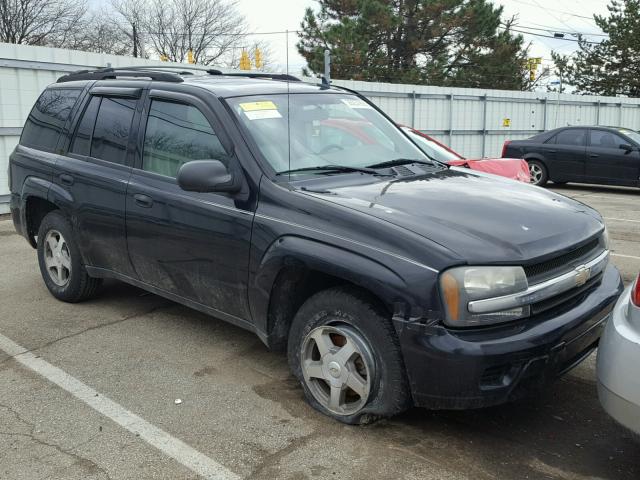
[43,229,71,286]
[529,163,543,185]
[301,324,374,416]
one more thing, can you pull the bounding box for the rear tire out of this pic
[37,211,102,302]
[527,160,548,186]
[287,286,411,424]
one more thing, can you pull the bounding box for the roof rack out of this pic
[56,66,302,84]
[57,67,184,84]
[206,70,301,82]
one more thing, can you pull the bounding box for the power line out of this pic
[508,0,598,20]
[503,26,602,45]
[511,23,608,37]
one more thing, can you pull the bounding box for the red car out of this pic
[401,127,530,183]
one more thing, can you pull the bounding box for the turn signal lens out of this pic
[632,273,640,307]
[441,272,460,321]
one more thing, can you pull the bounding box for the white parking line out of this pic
[605,217,640,224]
[0,332,239,480]
[612,253,640,261]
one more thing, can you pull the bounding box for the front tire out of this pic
[527,160,548,186]
[287,286,410,424]
[37,211,102,302]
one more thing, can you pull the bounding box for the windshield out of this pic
[226,93,432,175]
[619,128,640,145]
[402,128,463,162]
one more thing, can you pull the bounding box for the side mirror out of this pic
[177,159,241,193]
[619,143,634,152]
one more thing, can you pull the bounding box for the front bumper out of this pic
[395,264,623,410]
[597,286,640,434]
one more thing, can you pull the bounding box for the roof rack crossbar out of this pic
[57,67,184,84]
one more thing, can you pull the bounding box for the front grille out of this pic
[531,272,603,316]
[524,238,601,285]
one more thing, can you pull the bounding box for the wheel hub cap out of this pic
[327,361,342,378]
[301,325,374,416]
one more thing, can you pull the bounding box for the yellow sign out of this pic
[503,118,511,127]
[239,101,278,112]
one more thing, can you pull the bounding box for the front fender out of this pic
[249,235,436,338]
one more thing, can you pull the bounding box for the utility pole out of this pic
[132,23,138,58]
[324,50,331,84]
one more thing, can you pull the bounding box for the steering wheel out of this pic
[318,144,344,155]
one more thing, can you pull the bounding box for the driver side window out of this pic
[589,130,627,149]
[142,100,227,178]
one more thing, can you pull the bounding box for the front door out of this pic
[586,129,640,186]
[125,91,254,322]
[544,128,587,181]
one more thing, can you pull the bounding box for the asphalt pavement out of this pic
[0,183,638,480]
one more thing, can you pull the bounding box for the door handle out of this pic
[133,193,154,208]
[547,149,557,153]
[589,154,599,158]
[59,173,74,186]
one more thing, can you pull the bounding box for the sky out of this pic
[235,0,612,84]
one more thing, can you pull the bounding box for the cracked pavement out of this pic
[0,183,639,480]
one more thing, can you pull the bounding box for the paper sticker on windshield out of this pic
[341,98,373,109]
[244,109,282,120]
[239,101,278,112]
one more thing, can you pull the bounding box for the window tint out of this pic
[20,88,81,152]
[555,129,587,147]
[142,100,226,178]
[90,97,136,165]
[70,96,101,156]
[590,130,627,149]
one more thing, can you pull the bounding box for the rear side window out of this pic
[554,129,587,147]
[70,96,101,156]
[90,97,136,165]
[21,88,81,152]
[142,100,227,178]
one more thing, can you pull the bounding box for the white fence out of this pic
[330,79,640,161]
[2,43,640,213]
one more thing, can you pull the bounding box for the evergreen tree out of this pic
[564,0,640,97]
[297,0,529,89]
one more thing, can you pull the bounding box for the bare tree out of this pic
[111,0,148,57]
[70,11,132,55]
[143,0,247,64]
[0,0,87,46]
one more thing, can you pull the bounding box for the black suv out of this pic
[9,67,623,424]
[502,126,640,187]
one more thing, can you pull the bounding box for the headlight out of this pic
[439,266,529,327]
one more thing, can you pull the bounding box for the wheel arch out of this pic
[20,177,73,248]
[251,235,411,351]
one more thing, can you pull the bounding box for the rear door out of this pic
[543,128,587,181]
[585,129,640,186]
[125,89,254,322]
[53,86,143,277]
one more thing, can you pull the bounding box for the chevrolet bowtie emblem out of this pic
[574,265,591,287]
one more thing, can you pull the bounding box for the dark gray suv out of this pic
[9,67,623,424]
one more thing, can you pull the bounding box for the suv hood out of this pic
[302,168,604,264]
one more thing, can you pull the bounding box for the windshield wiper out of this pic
[366,158,443,169]
[276,164,392,176]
